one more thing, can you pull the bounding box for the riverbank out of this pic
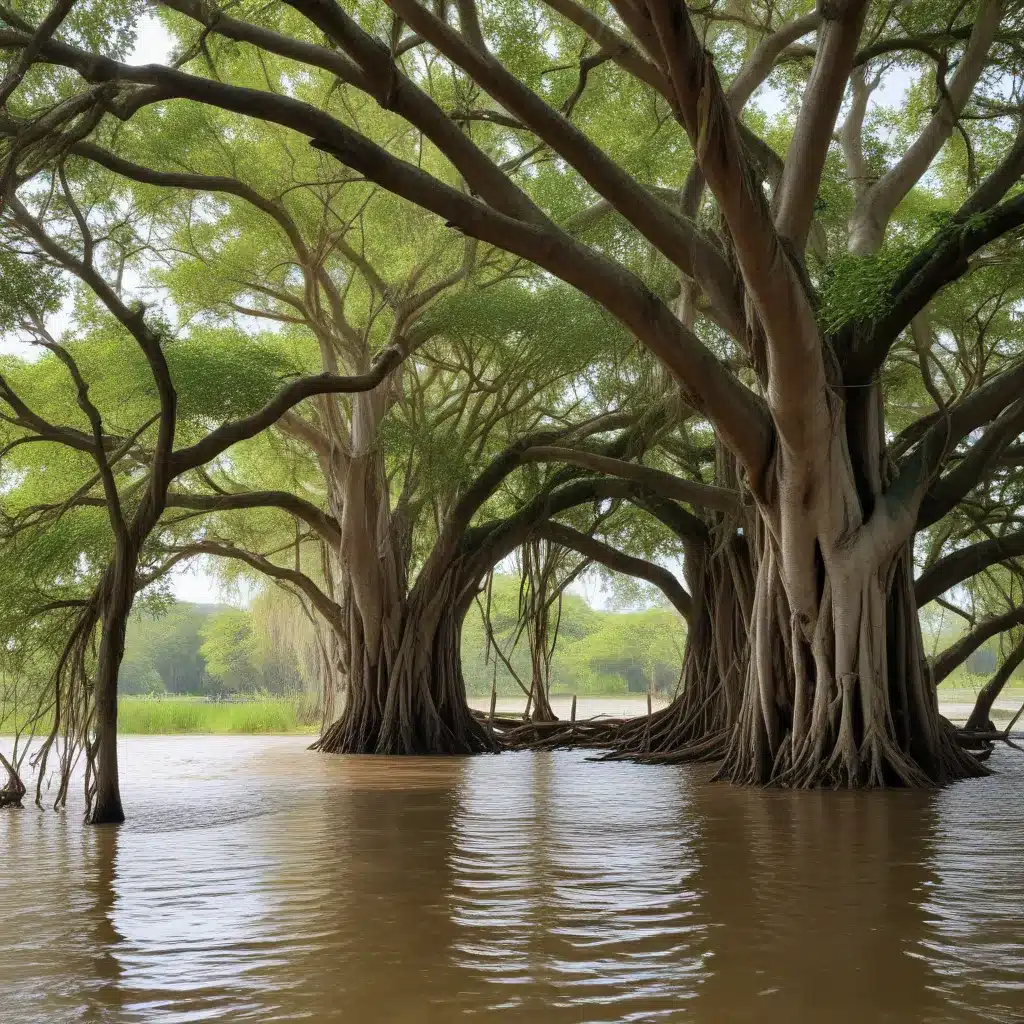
[2,684,1019,736]
[1,697,319,737]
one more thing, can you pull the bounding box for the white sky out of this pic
[128,13,172,66]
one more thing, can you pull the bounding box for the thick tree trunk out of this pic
[314,385,497,755]
[315,568,496,756]
[715,399,985,788]
[376,577,497,754]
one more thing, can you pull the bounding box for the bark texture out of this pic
[714,406,984,787]
[312,394,495,755]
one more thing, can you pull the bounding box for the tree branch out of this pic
[931,603,1024,685]
[848,0,1005,253]
[169,345,405,473]
[537,520,692,621]
[166,539,343,628]
[916,531,1024,607]
[844,191,1024,384]
[645,0,823,456]
[774,0,869,253]
[2,9,771,474]
[521,445,741,513]
[164,489,341,546]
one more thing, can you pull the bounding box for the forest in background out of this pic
[119,575,687,699]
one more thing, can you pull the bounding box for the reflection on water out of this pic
[1,737,1022,1022]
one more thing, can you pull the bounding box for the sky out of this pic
[128,13,172,66]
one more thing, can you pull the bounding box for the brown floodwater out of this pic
[1,737,1023,1023]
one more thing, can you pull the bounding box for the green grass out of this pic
[937,665,1024,703]
[117,697,318,735]
[4,674,1022,738]
[1,697,318,736]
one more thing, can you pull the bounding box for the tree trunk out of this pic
[89,551,135,825]
[715,399,985,788]
[524,580,558,724]
[313,580,389,753]
[527,665,557,723]
[315,565,496,756]
[0,750,25,809]
[611,529,751,761]
[313,382,499,755]
[376,574,497,754]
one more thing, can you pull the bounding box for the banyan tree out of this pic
[2,0,1024,792]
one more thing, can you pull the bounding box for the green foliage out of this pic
[1,0,1022,755]
[461,574,685,697]
[200,607,304,694]
[121,603,218,695]
[818,242,916,334]
[0,247,65,329]
[120,601,304,697]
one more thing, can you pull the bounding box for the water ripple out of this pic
[1,737,1022,1022]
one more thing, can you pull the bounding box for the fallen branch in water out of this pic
[954,700,1024,756]
[472,708,632,751]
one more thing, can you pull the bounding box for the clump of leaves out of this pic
[818,241,915,334]
[0,247,66,329]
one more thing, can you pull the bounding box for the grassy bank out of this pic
[3,676,1021,738]
[1,697,318,737]
[937,666,1024,703]
[118,698,317,735]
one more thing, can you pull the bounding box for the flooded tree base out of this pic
[0,752,25,809]
[481,707,991,789]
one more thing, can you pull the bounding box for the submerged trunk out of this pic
[315,567,496,755]
[524,600,557,725]
[376,574,497,754]
[0,751,25,808]
[526,668,557,723]
[314,389,495,756]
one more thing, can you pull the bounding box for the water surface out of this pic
[1,737,1022,1022]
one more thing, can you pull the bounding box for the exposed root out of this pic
[715,537,989,789]
[0,751,25,809]
[315,591,499,756]
[494,715,625,751]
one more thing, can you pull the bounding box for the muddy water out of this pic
[1,738,1022,1023]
